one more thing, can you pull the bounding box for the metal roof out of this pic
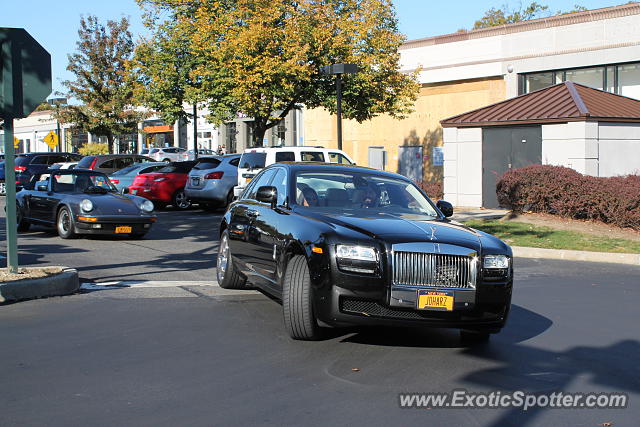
[440,82,640,128]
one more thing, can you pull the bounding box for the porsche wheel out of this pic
[283,255,321,340]
[172,189,191,210]
[17,205,30,232]
[57,207,76,239]
[217,230,246,289]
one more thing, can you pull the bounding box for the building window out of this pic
[226,122,237,153]
[520,62,640,100]
[618,63,640,100]
[565,67,604,90]
[271,120,285,146]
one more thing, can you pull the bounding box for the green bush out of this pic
[78,143,109,156]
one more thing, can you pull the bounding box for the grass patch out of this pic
[463,220,640,254]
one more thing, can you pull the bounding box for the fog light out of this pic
[92,224,102,229]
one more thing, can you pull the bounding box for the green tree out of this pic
[128,16,203,131]
[472,2,589,30]
[56,15,146,153]
[473,2,549,29]
[138,0,419,147]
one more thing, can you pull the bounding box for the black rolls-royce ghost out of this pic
[16,169,157,239]
[218,163,513,341]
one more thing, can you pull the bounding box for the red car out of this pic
[128,161,196,210]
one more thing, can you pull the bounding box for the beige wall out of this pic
[303,76,506,182]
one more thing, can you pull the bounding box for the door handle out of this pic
[247,209,259,218]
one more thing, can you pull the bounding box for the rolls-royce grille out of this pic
[393,252,476,289]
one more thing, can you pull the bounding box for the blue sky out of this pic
[0,0,625,95]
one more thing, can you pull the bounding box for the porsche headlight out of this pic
[140,200,154,213]
[483,255,509,269]
[336,245,378,274]
[80,199,94,212]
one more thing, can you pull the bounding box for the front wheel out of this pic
[283,255,321,340]
[57,207,76,239]
[172,189,191,210]
[217,230,247,289]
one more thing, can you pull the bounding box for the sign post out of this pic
[1,28,52,273]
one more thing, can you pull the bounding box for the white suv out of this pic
[146,147,187,162]
[234,147,355,197]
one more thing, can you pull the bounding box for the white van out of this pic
[234,147,355,197]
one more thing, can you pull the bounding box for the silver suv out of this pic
[185,154,241,211]
[147,147,187,162]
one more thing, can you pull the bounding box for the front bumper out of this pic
[73,216,156,235]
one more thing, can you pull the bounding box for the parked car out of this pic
[180,148,217,161]
[76,154,154,175]
[108,162,167,193]
[147,147,187,162]
[128,161,197,210]
[14,152,83,188]
[218,163,513,341]
[16,169,156,239]
[234,146,354,197]
[184,154,240,210]
[51,161,78,170]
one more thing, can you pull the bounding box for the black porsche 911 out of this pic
[218,163,513,341]
[16,169,157,239]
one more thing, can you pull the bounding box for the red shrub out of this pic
[419,181,444,200]
[496,165,640,230]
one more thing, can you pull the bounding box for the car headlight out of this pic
[483,255,509,269]
[134,199,154,213]
[336,245,378,274]
[80,199,94,212]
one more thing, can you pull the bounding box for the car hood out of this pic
[299,209,482,250]
[71,192,145,215]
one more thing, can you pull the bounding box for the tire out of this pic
[172,189,191,210]
[16,205,30,232]
[283,255,321,340]
[56,207,76,239]
[217,230,247,289]
[162,158,171,162]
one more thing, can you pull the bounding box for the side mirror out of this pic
[36,181,48,192]
[436,200,454,218]
[256,185,277,207]
[122,187,129,194]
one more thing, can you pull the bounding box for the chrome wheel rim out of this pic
[58,210,71,234]
[217,233,229,283]
[175,191,190,209]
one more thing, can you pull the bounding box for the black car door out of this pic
[29,174,54,223]
[227,168,277,278]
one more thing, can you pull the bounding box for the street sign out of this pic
[0,28,52,118]
[13,136,19,148]
[44,130,58,149]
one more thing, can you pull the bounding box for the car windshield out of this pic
[239,152,266,170]
[194,158,221,170]
[51,173,117,193]
[294,172,439,216]
[111,165,141,176]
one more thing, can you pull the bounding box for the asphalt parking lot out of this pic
[1,197,639,426]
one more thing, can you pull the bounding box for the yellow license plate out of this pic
[115,226,132,233]
[417,290,454,311]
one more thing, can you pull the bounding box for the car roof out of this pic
[265,162,411,180]
[241,147,346,154]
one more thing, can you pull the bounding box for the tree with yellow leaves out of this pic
[137,0,419,147]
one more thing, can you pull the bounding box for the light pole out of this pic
[320,64,358,151]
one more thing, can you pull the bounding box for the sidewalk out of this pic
[452,207,509,222]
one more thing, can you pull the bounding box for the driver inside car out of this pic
[296,186,319,207]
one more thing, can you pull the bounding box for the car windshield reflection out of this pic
[50,173,118,193]
[294,172,438,216]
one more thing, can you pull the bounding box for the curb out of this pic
[0,267,79,303]
[513,246,640,266]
